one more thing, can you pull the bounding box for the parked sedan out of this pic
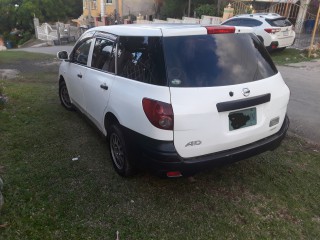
[221,13,296,51]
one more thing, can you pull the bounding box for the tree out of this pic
[0,0,83,34]
[194,4,216,17]
[0,0,16,33]
[159,0,219,19]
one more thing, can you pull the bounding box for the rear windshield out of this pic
[266,17,292,27]
[163,33,278,87]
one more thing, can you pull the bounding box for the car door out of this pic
[67,38,93,111]
[82,36,116,130]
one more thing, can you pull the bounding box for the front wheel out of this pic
[108,124,135,177]
[59,81,74,111]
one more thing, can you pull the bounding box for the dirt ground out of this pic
[0,58,60,76]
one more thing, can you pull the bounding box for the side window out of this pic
[116,36,167,86]
[240,19,261,27]
[223,19,240,26]
[91,38,115,73]
[72,39,93,65]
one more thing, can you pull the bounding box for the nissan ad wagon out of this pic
[57,24,290,177]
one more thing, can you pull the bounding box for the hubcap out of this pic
[110,133,125,169]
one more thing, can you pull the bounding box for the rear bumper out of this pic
[124,115,289,176]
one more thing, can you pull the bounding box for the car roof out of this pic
[232,13,285,20]
[87,24,253,37]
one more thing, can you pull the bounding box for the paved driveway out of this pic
[278,60,320,144]
[12,45,74,56]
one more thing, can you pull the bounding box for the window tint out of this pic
[91,38,115,73]
[117,36,167,86]
[71,39,93,65]
[266,18,292,27]
[222,19,241,26]
[163,33,277,88]
[241,19,263,27]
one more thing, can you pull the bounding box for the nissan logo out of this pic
[242,88,250,97]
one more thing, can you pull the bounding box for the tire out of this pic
[277,47,286,52]
[108,124,135,177]
[59,81,74,111]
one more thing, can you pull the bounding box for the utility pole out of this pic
[308,5,320,58]
[188,0,191,17]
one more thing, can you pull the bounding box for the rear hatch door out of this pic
[163,32,290,158]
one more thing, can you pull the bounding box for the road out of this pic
[12,45,73,55]
[12,46,320,144]
[278,61,320,144]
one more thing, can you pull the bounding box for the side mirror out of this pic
[57,51,69,60]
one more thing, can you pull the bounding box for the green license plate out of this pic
[228,108,257,131]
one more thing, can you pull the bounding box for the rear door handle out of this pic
[77,73,82,78]
[100,84,108,90]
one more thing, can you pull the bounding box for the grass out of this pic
[270,48,320,65]
[0,51,320,239]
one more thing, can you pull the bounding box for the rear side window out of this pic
[241,19,263,27]
[222,19,241,26]
[91,38,115,73]
[163,33,277,87]
[117,36,167,86]
[266,18,292,27]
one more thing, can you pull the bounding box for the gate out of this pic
[230,1,252,15]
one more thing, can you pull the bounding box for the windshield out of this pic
[163,33,278,87]
[266,17,292,27]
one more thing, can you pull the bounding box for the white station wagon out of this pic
[57,24,290,177]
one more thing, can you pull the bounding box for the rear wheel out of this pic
[108,124,135,177]
[59,81,74,111]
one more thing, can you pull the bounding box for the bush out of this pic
[195,4,217,18]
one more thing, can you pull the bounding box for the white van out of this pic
[57,24,290,177]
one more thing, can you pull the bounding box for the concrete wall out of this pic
[122,0,154,17]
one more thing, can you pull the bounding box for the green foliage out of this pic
[160,0,220,19]
[161,0,188,18]
[0,0,83,35]
[195,4,217,17]
[17,31,33,45]
[270,48,320,65]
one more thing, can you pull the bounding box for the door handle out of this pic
[77,73,82,78]
[100,84,108,90]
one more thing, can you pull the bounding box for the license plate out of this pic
[229,108,257,131]
[283,30,289,36]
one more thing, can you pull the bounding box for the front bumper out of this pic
[124,115,290,176]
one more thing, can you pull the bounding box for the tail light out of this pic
[205,26,235,34]
[167,171,182,177]
[142,98,174,130]
[264,28,281,34]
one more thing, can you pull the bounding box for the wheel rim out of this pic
[61,86,72,107]
[110,133,125,170]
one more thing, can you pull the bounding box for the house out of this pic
[74,0,155,27]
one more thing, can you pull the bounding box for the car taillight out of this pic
[205,26,235,34]
[264,28,281,34]
[142,98,174,130]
